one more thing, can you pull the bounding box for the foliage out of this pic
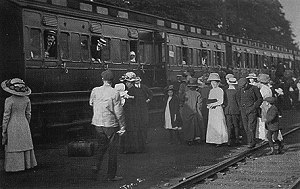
[96,0,298,50]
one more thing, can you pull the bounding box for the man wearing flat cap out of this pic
[89,69,126,181]
[237,78,263,148]
[44,30,57,58]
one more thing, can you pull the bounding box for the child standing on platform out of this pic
[265,97,284,155]
[163,85,182,144]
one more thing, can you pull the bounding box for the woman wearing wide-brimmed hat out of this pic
[119,72,148,153]
[206,73,228,146]
[1,78,37,172]
[181,78,204,145]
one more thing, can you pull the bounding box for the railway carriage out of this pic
[0,0,299,140]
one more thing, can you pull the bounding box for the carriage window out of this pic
[168,45,174,65]
[110,38,121,62]
[144,42,153,64]
[216,51,222,66]
[71,33,81,61]
[121,40,128,62]
[176,46,182,65]
[182,47,188,65]
[27,28,41,59]
[139,41,145,62]
[91,36,110,63]
[81,35,89,61]
[254,54,259,68]
[188,48,193,65]
[59,32,69,60]
[201,49,209,66]
[245,53,250,68]
[44,30,57,59]
[130,40,138,62]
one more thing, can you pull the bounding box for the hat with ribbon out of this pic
[225,74,234,80]
[45,30,56,36]
[227,77,238,85]
[1,78,31,96]
[246,73,257,79]
[258,74,270,84]
[97,38,107,46]
[207,73,221,81]
[120,72,138,82]
[165,85,175,91]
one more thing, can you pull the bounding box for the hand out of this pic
[146,99,150,103]
[117,128,126,136]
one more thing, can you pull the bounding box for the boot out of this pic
[276,140,284,154]
[266,147,276,155]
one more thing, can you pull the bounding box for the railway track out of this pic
[169,126,300,189]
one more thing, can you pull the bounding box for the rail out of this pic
[169,125,300,189]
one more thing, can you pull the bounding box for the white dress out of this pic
[257,84,272,141]
[164,97,172,129]
[206,87,228,144]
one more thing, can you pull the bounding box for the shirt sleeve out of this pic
[89,88,95,106]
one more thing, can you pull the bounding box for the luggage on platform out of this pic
[67,140,95,157]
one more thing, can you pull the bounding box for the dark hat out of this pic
[165,85,175,91]
[238,78,248,88]
[101,70,114,81]
[187,78,199,87]
[1,78,31,96]
[264,97,276,104]
[45,30,56,36]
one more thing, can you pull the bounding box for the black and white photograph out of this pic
[0,0,300,188]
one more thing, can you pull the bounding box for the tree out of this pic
[97,0,298,49]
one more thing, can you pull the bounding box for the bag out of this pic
[67,140,95,157]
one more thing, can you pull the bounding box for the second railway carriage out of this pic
[0,0,299,140]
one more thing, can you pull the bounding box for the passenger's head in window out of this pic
[130,51,136,63]
[91,37,106,63]
[44,30,57,58]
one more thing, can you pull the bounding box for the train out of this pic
[1,0,299,140]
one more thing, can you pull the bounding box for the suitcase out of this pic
[67,140,95,157]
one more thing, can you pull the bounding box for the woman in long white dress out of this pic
[256,74,272,141]
[206,73,228,146]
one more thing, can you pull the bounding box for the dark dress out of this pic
[120,84,152,153]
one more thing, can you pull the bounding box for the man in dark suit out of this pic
[237,78,263,148]
[44,30,57,58]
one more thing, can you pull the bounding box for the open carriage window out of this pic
[130,40,137,62]
[71,33,80,61]
[44,30,57,59]
[26,28,42,59]
[91,36,110,63]
[81,35,89,61]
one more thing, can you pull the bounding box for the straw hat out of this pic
[227,77,238,85]
[207,73,220,81]
[225,74,234,80]
[246,73,257,79]
[258,74,270,84]
[1,78,31,96]
[120,72,138,82]
[165,85,175,91]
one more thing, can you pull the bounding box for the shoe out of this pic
[266,147,276,155]
[107,176,123,181]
